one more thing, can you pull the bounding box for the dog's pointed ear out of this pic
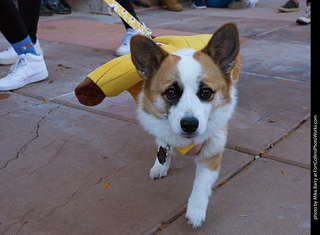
[131,35,169,80]
[202,23,240,74]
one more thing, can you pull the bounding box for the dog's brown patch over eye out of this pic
[140,54,181,119]
[163,82,183,106]
[193,51,232,106]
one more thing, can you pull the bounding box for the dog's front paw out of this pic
[186,194,209,228]
[185,204,206,228]
[149,155,171,180]
[149,164,168,180]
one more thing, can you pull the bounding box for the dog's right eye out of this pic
[165,88,177,100]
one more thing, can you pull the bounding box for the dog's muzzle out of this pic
[180,117,199,134]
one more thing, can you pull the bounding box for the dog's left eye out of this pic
[165,88,177,100]
[199,88,213,100]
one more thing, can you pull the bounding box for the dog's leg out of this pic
[149,153,171,180]
[186,151,222,228]
[150,140,172,180]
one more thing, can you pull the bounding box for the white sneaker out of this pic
[115,28,138,57]
[0,53,48,91]
[0,39,44,65]
[296,5,311,25]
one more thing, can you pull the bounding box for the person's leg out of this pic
[0,0,28,44]
[0,0,37,55]
[115,0,142,56]
[117,0,139,30]
[0,0,48,90]
[0,0,43,65]
[18,0,41,44]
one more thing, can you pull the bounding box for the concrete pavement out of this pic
[0,0,310,234]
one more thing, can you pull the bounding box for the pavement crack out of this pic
[259,117,309,161]
[0,106,59,170]
[94,175,109,186]
[2,206,35,234]
[43,182,86,219]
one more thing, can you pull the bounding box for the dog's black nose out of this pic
[180,117,199,133]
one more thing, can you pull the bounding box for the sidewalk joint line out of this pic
[13,91,139,125]
[241,71,310,84]
[258,116,310,165]
[255,24,291,37]
[50,92,75,101]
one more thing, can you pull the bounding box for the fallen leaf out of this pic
[43,98,49,102]
[268,118,276,123]
[57,64,72,69]
[302,107,309,110]
[281,170,286,176]
[103,182,110,188]
[259,151,266,156]
[238,214,248,217]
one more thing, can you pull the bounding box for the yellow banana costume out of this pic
[74,34,213,155]
[75,34,212,105]
[75,0,213,106]
[74,0,219,156]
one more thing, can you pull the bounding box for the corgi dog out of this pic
[130,23,241,228]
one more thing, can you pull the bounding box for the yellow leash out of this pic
[104,0,153,38]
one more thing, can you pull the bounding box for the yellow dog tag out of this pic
[176,144,195,155]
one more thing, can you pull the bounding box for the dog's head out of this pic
[131,23,241,145]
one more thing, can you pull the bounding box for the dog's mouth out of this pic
[181,133,197,139]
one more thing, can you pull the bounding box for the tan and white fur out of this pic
[130,23,241,228]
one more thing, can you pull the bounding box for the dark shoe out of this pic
[278,0,299,12]
[59,0,72,14]
[40,4,54,16]
[132,0,150,7]
[46,3,70,14]
[191,0,207,9]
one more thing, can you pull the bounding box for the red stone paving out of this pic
[37,18,198,51]
[0,1,311,234]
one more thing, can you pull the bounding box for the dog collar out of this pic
[157,141,206,164]
[176,142,206,156]
[157,142,206,165]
